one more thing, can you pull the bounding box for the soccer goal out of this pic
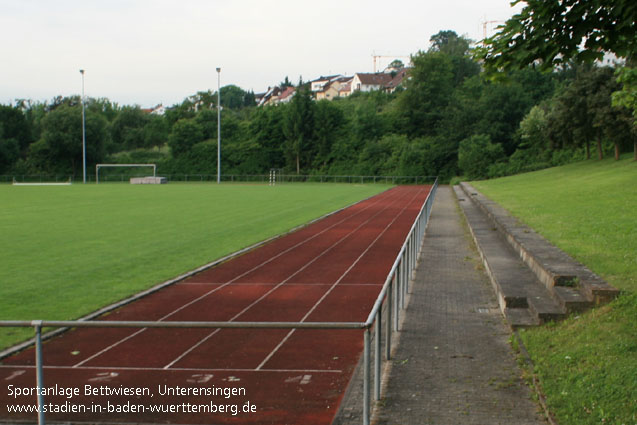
[96,164,156,184]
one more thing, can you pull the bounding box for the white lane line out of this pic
[256,186,426,371]
[181,282,382,286]
[72,189,397,368]
[163,189,410,369]
[0,364,342,373]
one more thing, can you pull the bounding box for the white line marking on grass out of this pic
[256,186,426,371]
[72,190,393,368]
[163,189,408,369]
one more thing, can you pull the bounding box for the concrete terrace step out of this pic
[459,182,619,307]
[453,185,566,328]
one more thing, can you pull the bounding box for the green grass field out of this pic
[0,183,389,349]
[473,155,636,425]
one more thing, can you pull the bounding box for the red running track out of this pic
[0,185,431,424]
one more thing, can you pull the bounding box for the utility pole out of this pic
[80,69,86,184]
[216,67,221,184]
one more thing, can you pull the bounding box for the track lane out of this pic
[161,188,416,371]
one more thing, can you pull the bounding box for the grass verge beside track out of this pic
[0,183,389,350]
[473,155,636,425]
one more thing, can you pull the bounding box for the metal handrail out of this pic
[0,177,438,425]
[0,320,365,330]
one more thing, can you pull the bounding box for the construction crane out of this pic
[482,20,504,45]
[371,54,411,73]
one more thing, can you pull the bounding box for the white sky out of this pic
[0,0,522,108]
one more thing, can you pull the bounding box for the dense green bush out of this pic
[458,134,505,180]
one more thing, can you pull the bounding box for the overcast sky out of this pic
[0,0,522,108]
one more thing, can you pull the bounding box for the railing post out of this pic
[393,273,399,331]
[374,310,381,401]
[33,320,46,425]
[399,258,405,310]
[412,228,416,265]
[363,328,371,425]
[403,253,408,309]
[386,280,392,358]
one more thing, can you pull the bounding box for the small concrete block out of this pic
[130,176,167,184]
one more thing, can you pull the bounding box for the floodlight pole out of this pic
[80,69,86,184]
[216,67,221,184]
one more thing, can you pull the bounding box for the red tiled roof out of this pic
[356,73,393,86]
[386,69,411,89]
[339,82,352,93]
[279,86,296,100]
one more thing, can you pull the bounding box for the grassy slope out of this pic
[473,155,636,425]
[0,183,389,349]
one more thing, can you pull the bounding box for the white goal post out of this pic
[96,163,156,184]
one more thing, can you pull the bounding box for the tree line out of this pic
[1,29,635,182]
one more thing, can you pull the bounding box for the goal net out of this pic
[96,164,156,184]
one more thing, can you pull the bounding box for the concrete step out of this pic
[504,308,540,328]
[458,182,619,308]
[454,186,566,328]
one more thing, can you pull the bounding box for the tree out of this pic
[398,51,455,138]
[168,119,203,158]
[0,125,20,174]
[429,30,480,85]
[586,66,631,160]
[283,84,315,173]
[194,109,218,141]
[280,76,293,88]
[479,0,637,74]
[550,74,594,156]
[249,105,285,170]
[220,85,251,110]
[30,104,106,175]
[458,134,505,180]
[518,105,549,154]
[313,100,345,169]
[143,115,169,149]
[429,30,471,57]
[0,104,32,172]
[111,106,148,151]
[612,67,637,160]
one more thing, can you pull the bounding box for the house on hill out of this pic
[255,86,296,106]
[385,68,410,93]
[278,86,296,103]
[349,69,410,95]
[141,104,166,115]
[256,67,409,106]
[310,75,343,93]
[257,86,282,106]
[316,76,353,100]
[351,73,393,93]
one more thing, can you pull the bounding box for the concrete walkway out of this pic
[372,186,545,425]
